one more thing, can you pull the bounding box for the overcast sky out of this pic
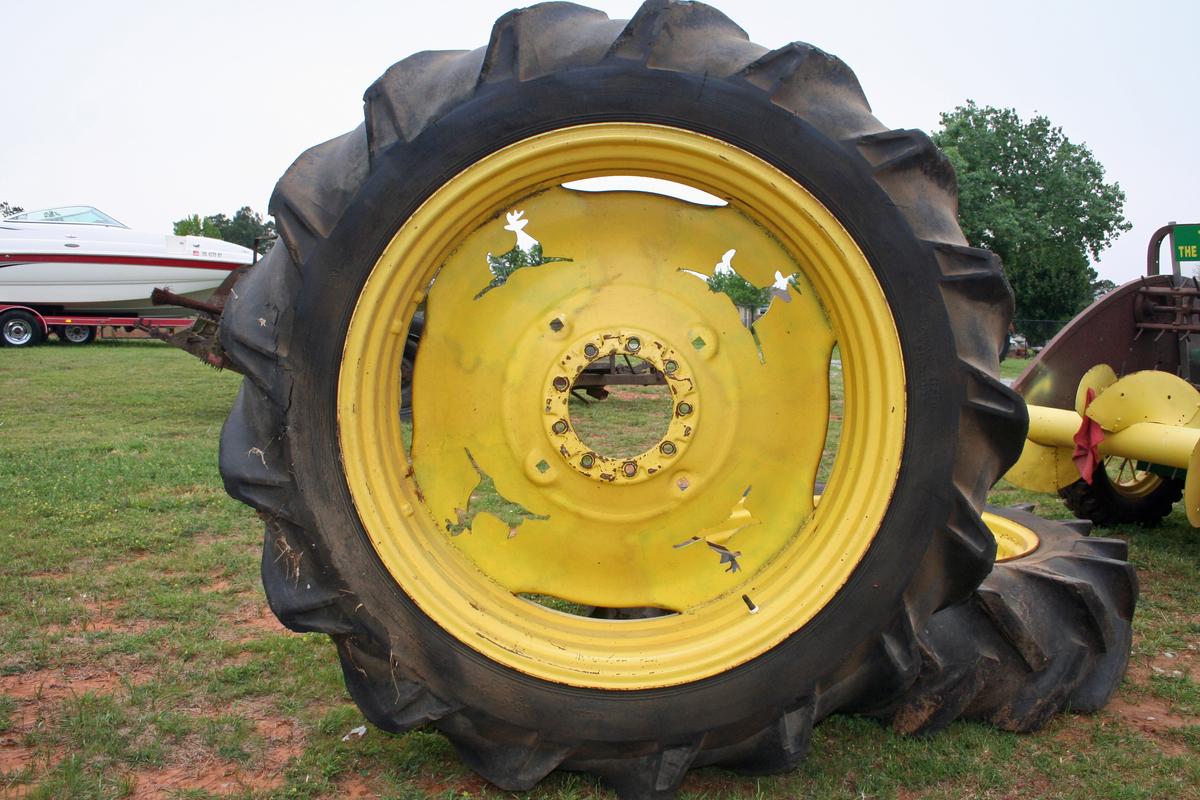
[3,0,1195,285]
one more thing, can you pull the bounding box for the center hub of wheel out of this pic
[542,328,697,484]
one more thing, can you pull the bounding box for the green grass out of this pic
[0,343,1195,799]
[1000,355,1032,380]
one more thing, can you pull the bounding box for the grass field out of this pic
[0,342,1196,799]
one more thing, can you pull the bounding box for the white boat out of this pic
[0,206,254,316]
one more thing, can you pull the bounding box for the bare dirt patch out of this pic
[415,773,492,798]
[1127,641,1199,682]
[0,664,149,705]
[1106,695,1192,756]
[216,600,286,643]
[128,708,306,799]
[26,570,72,581]
[337,773,390,798]
[130,759,284,799]
[0,663,151,781]
[42,596,151,637]
[0,742,36,774]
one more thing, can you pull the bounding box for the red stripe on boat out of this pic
[0,253,241,271]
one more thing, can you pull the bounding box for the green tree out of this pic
[932,101,1130,323]
[173,213,221,239]
[476,243,570,299]
[1091,277,1118,301]
[173,206,275,254]
[1,201,24,218]
[706,270,770,309]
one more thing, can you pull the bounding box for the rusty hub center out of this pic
[542,328,697,485]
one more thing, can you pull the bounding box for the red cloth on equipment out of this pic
[1072,387,1105,485]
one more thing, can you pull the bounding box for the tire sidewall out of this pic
[283,67,964,739]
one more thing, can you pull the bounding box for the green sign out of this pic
[1176,224,1200,262]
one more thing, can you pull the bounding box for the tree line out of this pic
[172,207,275,255]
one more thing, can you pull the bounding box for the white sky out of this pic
[3,0,1195,285]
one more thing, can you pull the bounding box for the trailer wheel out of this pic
[880,506,1136,734]
[1059,460,1182,527]
[1,309,43,347]
[217,2,1025,795]
[59,324,97,345]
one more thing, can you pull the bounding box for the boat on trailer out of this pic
[0,206,254,346]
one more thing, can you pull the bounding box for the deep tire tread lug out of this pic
[269,126,369,267]
[886,507,1137,737]
[607,0,762,75]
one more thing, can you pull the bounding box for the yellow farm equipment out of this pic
[1007,222,1200,526]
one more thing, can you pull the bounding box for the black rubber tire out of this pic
[216,2,1026,797]
[878,506,1137,735]
[58,324,97,345]
[1059,468,1182,527]
[0,309,44,347]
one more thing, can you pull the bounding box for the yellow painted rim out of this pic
[1107,458,1165,500]
[338,123,906,689]
[985,511,1041,562]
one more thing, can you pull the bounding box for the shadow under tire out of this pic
[215,2,1027,797]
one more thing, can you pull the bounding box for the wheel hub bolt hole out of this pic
[583,343,599,359]
[580,453,596,469]
[664,360,678,374]
[549,318,564,332]
[622,461,638,478]
[659,441,677,456]
[676,402,693,417]
[552,419,569,435]
[553,376,570,392]
[625,337,641,353]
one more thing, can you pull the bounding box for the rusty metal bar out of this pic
[150,287,223,316]
[1135,322,1200,333]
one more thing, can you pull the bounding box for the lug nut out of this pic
[676,401,693,417]
[625,337,641,353]
[583,343,599,359]
[664,360,678,374]
[659,441,677,456]
[580,453,596,469]
[622,461,638,477]
[553,376,570,392]
[552,419,569,435]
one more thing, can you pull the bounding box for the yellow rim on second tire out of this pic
[984,511,1041,562]
[338,123,907,689]
[1107,457,1165,500]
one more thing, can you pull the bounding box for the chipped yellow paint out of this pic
[337,123,906,688]
[1086,370,1200,431]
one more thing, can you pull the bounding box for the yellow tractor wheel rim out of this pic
[984,511,1041,562]
[338,123,906,689]
[1108,457,1165,500]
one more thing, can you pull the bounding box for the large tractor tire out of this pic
[217,2,1025,796]
[1059,462,1183,527]
[880,506,1137,734]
